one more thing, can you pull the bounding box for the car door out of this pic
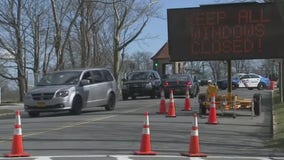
[241,74,260,88]
[152,71,161,91]
[240,74,251,87]
[247,74,261,88]
[81,71,95,107]
[90,70,108,107]
[237,75,246,88]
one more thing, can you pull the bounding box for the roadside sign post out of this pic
[0,87,2,104]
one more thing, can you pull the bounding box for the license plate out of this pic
[37,102,46,107]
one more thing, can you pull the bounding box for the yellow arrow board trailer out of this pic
[198,84,261,118]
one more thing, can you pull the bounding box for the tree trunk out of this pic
[113,35,120,81]
[16,0,26,101]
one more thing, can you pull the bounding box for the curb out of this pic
[0,103,24,117]
[0,111,17,117]
[271,90,276,140]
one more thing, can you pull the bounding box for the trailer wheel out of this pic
[198,93,207,115]
[253,93,262,116]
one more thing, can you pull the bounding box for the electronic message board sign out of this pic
[167,3,284,61]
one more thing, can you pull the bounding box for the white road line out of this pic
[112,155,133,160]
[0,107,145,143]
[185,157,206,160]
[34,157,52,160]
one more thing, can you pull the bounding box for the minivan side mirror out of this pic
[80,79,91,86]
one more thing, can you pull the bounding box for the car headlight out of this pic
[145,82,152,89]
[56,90,69,97]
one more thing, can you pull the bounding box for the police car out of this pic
[217,73,245,90]
[238,73,271,90]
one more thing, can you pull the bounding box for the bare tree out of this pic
[108,0,160,80]
[209,61,227,82]
[77,0,108,68]
[0,0,27,101]
[24,0,54,83]
[130,51,153,70]
[50,0,83,70]
[232,60,251,73]
[0,0,160,100]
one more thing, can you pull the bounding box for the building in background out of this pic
[151,42,186,76]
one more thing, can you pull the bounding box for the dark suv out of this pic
[122,70,161,100]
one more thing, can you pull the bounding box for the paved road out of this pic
[0,87,282,160]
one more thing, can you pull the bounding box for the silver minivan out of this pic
[24,68,117,117]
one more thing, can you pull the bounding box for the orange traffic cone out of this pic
[181,113,207,157]
[157,88,167,114]
[5,111,31,157]
[134,112,157,155]
[207,94,218,124]
[182,86,192,111]
[166,89,176,117]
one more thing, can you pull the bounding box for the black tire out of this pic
[253,94,262,116]
[70,96,83,115]
[105,93,116,111]
[28,111,40,117]
[150,90,156,99]
[198,93,207,115]
[220,86,227,90]
[131,96,136,100]
[232,84,237,90]
[122,94,128,100]
[257,83,266,90]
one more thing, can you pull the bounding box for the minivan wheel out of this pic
[105,93,116,111]
[122,94,128,100]
[28,111,40,117]
[70,96,83,115]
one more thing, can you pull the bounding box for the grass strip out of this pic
[270,90,284,150]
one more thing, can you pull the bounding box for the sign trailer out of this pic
[167,2,284,112]
[167,2,284,61]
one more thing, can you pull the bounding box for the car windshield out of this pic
[166,74,189,81]
[127,72,150,80]
[232,73,246,79]
[37,71,82,86]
